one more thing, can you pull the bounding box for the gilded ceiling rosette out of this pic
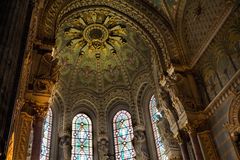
[55,10,151,92]
[56,11,127,66]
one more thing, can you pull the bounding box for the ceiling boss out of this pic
[61,12,127,60]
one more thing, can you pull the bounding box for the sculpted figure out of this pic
[59,134,71,160]
[98,137,109,160]
[133,129,149,160]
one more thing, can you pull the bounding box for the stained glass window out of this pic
[40,108,53,160]
[72,113,93,160]
[113,110,136,160]
[149,95,168,160]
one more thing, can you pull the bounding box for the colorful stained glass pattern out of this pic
[72,114,93,160]
[40,108,53,160]
[149,95,168,160]
[113,110,136,160]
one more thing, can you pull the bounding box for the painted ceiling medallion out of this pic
[63,12,127,59]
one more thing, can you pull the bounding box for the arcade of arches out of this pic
[1,0,240,160]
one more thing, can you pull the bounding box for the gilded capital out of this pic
[184,123,197,134]
[33,104,49,118]
[174,133,183,144]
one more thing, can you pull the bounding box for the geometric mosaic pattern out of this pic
[71,114,93,160]
[149,95,168,160]
[113,110,136,160]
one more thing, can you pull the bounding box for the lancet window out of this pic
[40,108,53,160]
[149,95,168,160]
[71,113,93,160]
[113,110,136,160]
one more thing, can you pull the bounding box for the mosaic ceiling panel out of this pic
[183,0,229,63]
[56,10,152,92]
[145,0,180,19]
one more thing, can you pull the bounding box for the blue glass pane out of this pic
[72,114,93,160]
[149,95,168,160]
[113,110,135,160]
[40,108,53,160]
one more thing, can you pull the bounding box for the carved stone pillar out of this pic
[13,110,34,160]
[98,136,109,160]
[159,75,184,116]
[60,133,71,160]
[133,126,149,160]
[185,126,203,160]
[176,133,190,160]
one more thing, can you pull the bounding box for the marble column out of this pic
[31,116,44,160]
[188,131,203,160]
[12,111,33,160]
[176,134,190,160]
[184,125,204,160]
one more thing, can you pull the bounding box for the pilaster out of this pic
[184,124,203,160]
[13,110,34,160]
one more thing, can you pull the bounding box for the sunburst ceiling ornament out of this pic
[62,12,127,59]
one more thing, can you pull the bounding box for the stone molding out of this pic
[204,70,240,118]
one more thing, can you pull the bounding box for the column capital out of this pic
[23,99,49,118]
[33,104,49,118]
[174,133,183,144]
[184,123,197,134]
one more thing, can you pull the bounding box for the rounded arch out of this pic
[139,84,181,159]
[139,85,159,160]
[40,0,181,73]
[223,92,240,159]
[72,99,98,119]
[71,100,98,160]
[228,93,240,128]
[136,82,153,124]
[112,110,135,160]
[106,98,130,115]
[48,91,65,160]
[106,100,133,157]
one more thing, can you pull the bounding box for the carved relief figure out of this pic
[98,138,109,160]
[133,129,149,160]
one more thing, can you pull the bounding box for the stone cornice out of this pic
[204,69,240,118]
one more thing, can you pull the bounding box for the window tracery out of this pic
[113,110,136,160]
[149,95,168,160]
[40,108,53,160]
[71,113,93,160]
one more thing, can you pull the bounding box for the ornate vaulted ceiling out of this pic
[146,0,180,21]
[38,0,235,72]
[55,9,152,93]
[182,0,234,66]
[39,0,180,67]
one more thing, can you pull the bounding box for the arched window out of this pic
[40,108,53,160]
[72,113,93,160]
[149,95,168,160]
[113,110,136,160]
